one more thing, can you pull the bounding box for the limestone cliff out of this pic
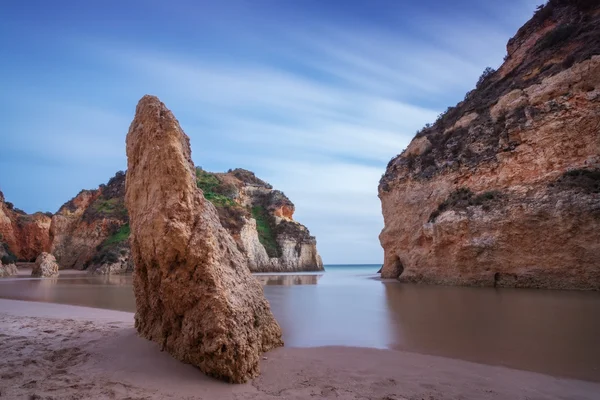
[379,0,600,290]
[197,168,323,272]
[0,191,51,262]
[1,168,321,274]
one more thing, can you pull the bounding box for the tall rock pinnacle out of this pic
[124,95,283,383]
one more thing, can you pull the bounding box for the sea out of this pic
[0,264,599,381]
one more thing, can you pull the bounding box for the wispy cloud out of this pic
[0,0,540,263]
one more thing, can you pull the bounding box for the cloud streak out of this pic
[0,0,540,263]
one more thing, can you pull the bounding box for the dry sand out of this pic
[1,298,598,400]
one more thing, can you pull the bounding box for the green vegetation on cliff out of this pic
[429,188,502,222]
[251,206,281,258]
[90,223,130,265]
[104,223,130,245]
[195,168,237,207]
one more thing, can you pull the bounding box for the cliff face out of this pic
[197,168,323,272]
[379,0,600,290]
[50,171,130,271]
[1,168,321,274]
[0,191,51,262]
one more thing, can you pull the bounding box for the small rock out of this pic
[31,252,59,278]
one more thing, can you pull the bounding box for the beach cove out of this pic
[1,266,599,399]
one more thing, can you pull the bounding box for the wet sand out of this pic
[1,299,599,400]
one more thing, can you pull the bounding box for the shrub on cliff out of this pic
[228,168,272,188]
[196,168,237,207]
[535,24,577,53]
[86,197,128,222]
[553,168,600,193]
[429,188,502,222]
[89,223,130,266]
[476,67,496,89]
[251,206,281,258]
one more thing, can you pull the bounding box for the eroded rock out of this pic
[0,191,51,261]
[378,1,600,290]
[125,95,283,383]
[0,260,18,278]
[32,252,59,278]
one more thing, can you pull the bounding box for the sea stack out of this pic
[31,252,60,278]
[124,95,283,383]
[379,1,600,290]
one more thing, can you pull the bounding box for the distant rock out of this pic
[32,252,59,278]
[0,191,51,261]
[1,154,321,275]
[50,171,128,271]
[125,95,283,383]
[0,260,18,278]
[199,168,323,272]
[91,246,132,275]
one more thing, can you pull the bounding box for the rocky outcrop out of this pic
[198,168,323,272]
[125,95,283,383]
[50,172,128,271]
[90,246,132,275]
[1,154,319,275]
[0,260,18,278]
[1,167,320,274]
[379,0,600,290]
[31,252,59,278]
[0,191,51,261]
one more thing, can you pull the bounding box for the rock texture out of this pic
[125,95,283,383]
[50,172,129,272]
[197,168,323,272]
[0,167,319,274]
[379,0,600,290]
[0,191,51,261]
[0,260,18,278]
[32,252,59,278]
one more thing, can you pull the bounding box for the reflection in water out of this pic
[0,276,136,312]
[254,274,321,286]
[0,265,599,381]
[382,283,600,381]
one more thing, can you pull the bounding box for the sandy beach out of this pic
[0,299,598,400]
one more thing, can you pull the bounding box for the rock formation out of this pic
[0,260,18,278]
[0,166,320,274]
[31,252,60,278]
[197,168,323,272]
[0,191,51,261]
[125,95,283,383]
[50,171,129,272]
[379,0,600,290]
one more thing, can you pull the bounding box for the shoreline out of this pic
[1,299,599,399]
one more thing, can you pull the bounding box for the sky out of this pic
[0,0,540,264]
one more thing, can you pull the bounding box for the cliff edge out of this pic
[379,0,600,290]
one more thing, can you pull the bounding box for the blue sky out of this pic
[0,0,539,264]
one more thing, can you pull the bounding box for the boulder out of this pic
[0,260,18,278]
[125,95,283,383]
[32,252,59,278]
[90,247,133,275]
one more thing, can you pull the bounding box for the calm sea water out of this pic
[1,264,599,381]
